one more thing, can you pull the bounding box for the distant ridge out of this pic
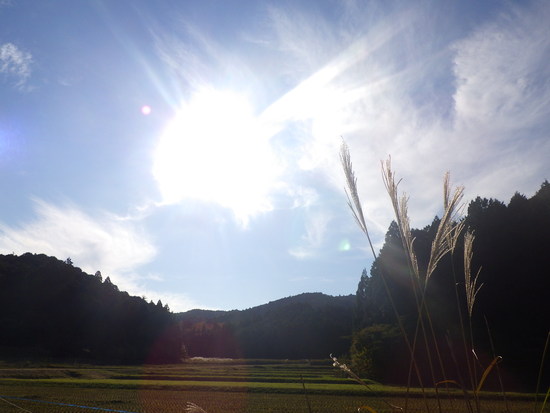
[0,252,356,363]
[177,292,355,359]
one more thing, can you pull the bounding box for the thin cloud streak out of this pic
[449,1,550,201]
[0,199,157,295]
[0,43,32,89]
[453,3,550,133]
[289,209,331,259]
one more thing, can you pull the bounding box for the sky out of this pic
[1,0,549,312]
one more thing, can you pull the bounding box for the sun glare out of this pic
[152,89,281,224]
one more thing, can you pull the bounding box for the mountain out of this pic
[0,253,183,364]
[177,293,355,359]
[0,252,355,363]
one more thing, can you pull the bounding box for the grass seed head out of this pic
[381,157,420,280]
[340,140,378,259]
[464,230,483,317]
[425,173,465,284]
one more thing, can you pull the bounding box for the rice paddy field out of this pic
[0,359,541,413]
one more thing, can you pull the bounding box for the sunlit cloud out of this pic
[149,3,428,237]
[450,2,550,195]
[453,3,550,132]
[258,4,436,232]
[262,1,550,238]
[0,42,32,89]
[0,199,156,295]
[153,20,259,105]
[286,186,319,209]
[265,5,340,75]
[149,1,549,245]
[289,209,331,259]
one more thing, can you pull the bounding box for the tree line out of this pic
[352,181,550,389]
[0,253,183,363]
[0,251,353,363]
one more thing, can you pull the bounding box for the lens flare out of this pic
[338,239,351,251]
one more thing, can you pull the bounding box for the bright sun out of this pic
[152,88,281,224]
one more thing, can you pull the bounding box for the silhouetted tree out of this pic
[94,271,102,282]
[351,181,550,389]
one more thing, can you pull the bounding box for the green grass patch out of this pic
[0,359,540,412]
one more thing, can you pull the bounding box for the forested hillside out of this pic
[352,181,550,389]
[0,253,183,363]
[0,253,353,363]
[177,293,354,359]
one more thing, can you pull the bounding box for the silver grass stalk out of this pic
[381,157,420,279]
[448,219,466,254]
[425,173,465,284]
[343,149,431,410]
[444,172,466,253]
[340,142,377,260]
[443,172,451,212]
[464,230,483,318]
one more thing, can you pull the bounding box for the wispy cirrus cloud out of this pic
[449,0,550,200]
[0,42,32,89]
[260,3,442,230]
[262,1,550,238]
[265,5,342,77]
[453,3,550,133]
[289,209,332,259]
[0,199,156,294]
[149,1,550,252]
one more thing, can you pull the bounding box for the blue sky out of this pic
[1,0,549,312]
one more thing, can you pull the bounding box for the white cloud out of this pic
[0,43,32,89]
[260,4,444,232]
[266,5,340,76]
[0,199,156,294]
[450,1,550,199]
[150,1,550,246]
[264,1,550,239]
[453,4,550,137]
[289,209,331,259]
